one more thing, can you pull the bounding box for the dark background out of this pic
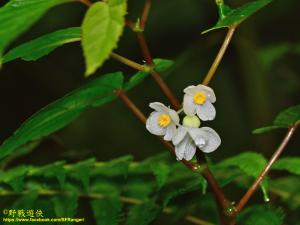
[0,0,299,222]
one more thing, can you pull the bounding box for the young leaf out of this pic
[203,0,272,34]
[91,196,121,225]
[3,27,81,63]
[237,205,284,225]
[0,72,123,160]
[0,0,73,55]
[82,0,127,76]
[126,200,161,225]
[253,104,300,134]
[272,157,300,175]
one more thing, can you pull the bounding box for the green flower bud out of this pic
[182,115,201,128]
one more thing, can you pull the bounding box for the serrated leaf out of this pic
[3,27,81,63]
[254,104,300,134]
[203,0,272,34]
[68,158,96,192]
[52,192,78,223]
[92,155,133,177]
[0,72,123,160]
[0,0,73,55]
[272,157,300,175]
[126,200,161,225]
[150,163,170,190]
[237,205,284,225]
[91,196,121,225]
[0,165,32,191]
[82,0,127,76]
[217,152,269,199]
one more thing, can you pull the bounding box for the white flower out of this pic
[183,84,216,121]
[146,102,180,141]
[172,126,221,161]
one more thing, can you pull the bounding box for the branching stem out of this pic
[140,0,152,29]
[110,52,146,71]
[234,125,298,215]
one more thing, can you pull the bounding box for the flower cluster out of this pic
[146,84,221,161]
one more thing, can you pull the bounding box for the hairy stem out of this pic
[110,52,146,71]
[0,189,213,225]
[202,26,236,85]
[79,0,92,7]
[235,125,298,214]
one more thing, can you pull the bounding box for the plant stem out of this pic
[135,30,181,110]
[79,0,92,7]
[235,125,298,214]
[110,52,145,71]
[140,0,152,29]
[0,189,213,225]
[115,89,200,172]
[202,26,236,85]
[196,152,232,225]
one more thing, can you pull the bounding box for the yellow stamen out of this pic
[158,114,171,127]
[193,92,206,105]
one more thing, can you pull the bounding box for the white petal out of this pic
[175,139,187,160]
[196,101,216,121]
[149,102,169,113]
[200,127,221,153]
[196,85,216,103]
[172,126,188,145]
[164,123,176,141]
[168,109,180,125]
[183,85,198,95]
[188,128,208,148]
[183,94,196,116]
[183,137,197,161]
[146,112,166,136]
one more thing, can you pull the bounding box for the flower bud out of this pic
[182,115,201,128]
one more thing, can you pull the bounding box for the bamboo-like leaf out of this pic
[3,27,81,63]
[0,0,73,55]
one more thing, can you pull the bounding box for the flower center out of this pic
[193,92,206,105]
[158,114,171,127]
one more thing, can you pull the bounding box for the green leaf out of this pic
[0,0,73,55]
[273,157,300,175]
[203,0,272,34]
[124,59,174,91]
[126,200,161,225]
[3,27,81,63]
[52,192,78,223]
[82,0,127,76]
[0,72,123,160]
[254,104,300,134]
[0,165,32,191]
[91,196,121,225]
[237,205,284,225]
[150,163,170,190]
[217,152,269,200]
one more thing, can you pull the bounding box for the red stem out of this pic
[235,125,298,214]
[140,0,152,29]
